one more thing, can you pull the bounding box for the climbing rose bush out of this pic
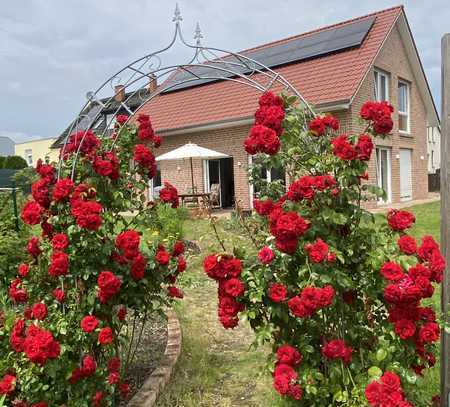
[0,114,186,405]
[205,92,444,406]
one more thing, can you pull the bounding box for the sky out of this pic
[1,0,449,143]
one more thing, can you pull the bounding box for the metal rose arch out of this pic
[58,3,314,179]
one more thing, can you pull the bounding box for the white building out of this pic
[427,126,440,174]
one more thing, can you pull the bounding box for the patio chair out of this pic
[210,183,220,208]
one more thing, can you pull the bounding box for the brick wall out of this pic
[350,24,429,209]
[157,124,252,208]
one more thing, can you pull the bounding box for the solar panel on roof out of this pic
[163,16,375,93]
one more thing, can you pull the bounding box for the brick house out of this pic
[135,5,439,210]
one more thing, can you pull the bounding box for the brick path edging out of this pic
[127,309,182,407]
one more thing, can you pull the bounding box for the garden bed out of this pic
[120,314,168,405]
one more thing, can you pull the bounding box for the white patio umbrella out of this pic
[156,142,229,192]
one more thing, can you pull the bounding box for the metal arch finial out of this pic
[173,3,182,23]
[194,22,203,45]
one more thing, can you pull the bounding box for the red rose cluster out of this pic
[331,134,374,161]
[203,254,245,329]
[137,113,161,146]
[10,320,60,366]
[304,239,336,263]
[269,209,310,254]
[48,233,70,277]
[62,129,101,159]
[93,151,120,180]
[244,92,285,155]
[9,279,28,303]
[365,371,413,407]
[381,233,443,367]
[159,181,179,208]
[288,285,335,318]
[133,144,157,178]
[360,101,394,135]
[165,240,187,298]
[321,339,352,365]
[273,344,303,400]
[71,192,103,231]
[287,174,336,201]
[308,114,339,136]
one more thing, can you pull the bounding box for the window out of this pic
[25,149,33,165]
[375,147,392,204]
[374,69,389,101]
[105,113,116,130]
[398,80,410,133]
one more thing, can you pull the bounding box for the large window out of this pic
[398,80,410,133]
[374,69,389,101]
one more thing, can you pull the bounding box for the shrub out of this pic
[204,93,443,406]
[2,155,28,170]
[0,114,187,405]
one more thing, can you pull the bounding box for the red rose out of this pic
[80,315,99,333]
[93,391,104,407]
[287,176,315,201]
[418,322,440,343]
[255,104,285,135]
[394,319,416,339]
[52,288,65,302]
[274,363,298,381]
[269,283,287,303]
[273,375,290,395]
[130,253,147,280]
[155,249,170,265]
[51,233,69,251]
[308,117,326,136]
[397,235,417,255]
[172,240,185,256]
[27,236,41,257]
[116,114,129,125]
[115,230,140,259]
[304,239,329,263]
[244,124,280,155]
[36,159,55,181]
[97,271,121,303]
[331,135,357,160]
[167,286,184,298]
[108,357,121,372]
[81,355,97,376]
[117,306,127,321]
[63,129,100,158]
[380,262,404,281]
[258,92,283,108]
[18,263,30,278]
[98,327,114,345]
[48,251,69,277]
[373,115,394,134]
[93,152,120,180]
[21,201,43,225]
[322,339,352,364]
[32,302,47,320]
[23,324,60,365]
[133,144,155,169]
[258,246,275,264]
[418,235,440,261]
[9,279,28,303]
[32,178,51,208]
[355,134,373,161]
[52,178,74,202]
[222,278,245,297]
[108,372,120,385]
[159,182,179,208]
[288,384,303,400]
[387,209,415,231]
[120,382,131,398]
[276,344,302,366]
[71,199,103,230]
[0,374,16,395]
[177,256,187,273]
[322,114,340,130]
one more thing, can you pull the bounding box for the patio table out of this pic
[179,192,211,207]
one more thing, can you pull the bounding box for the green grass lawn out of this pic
[156,202,442,407]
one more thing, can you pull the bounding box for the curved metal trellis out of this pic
[58,4,315,180]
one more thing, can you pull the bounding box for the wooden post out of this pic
[441,33,450,407]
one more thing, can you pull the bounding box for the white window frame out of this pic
[398,80,410,134]
[374,69,389,102]
[375,147,392,205]
[24,149,33,165]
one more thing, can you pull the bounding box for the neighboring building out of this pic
[137,6,438,209]
[15,137,59,166]
[52,87,152,150]
[0,136,14,156]
[427,126,440,174]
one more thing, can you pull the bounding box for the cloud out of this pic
[1,0,448,141]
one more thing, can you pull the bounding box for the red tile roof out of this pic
[140,6,403,132]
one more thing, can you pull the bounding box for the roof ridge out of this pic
[239,5,404,54]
